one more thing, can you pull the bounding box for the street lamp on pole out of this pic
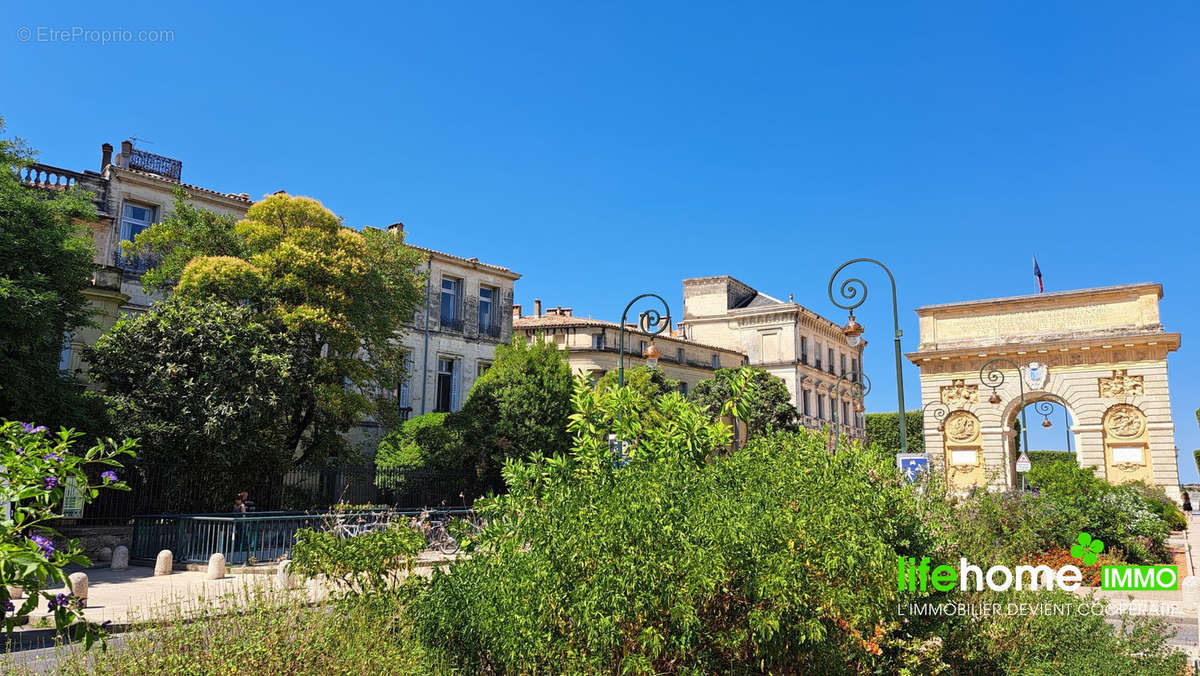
[830,372,871,450]
[618,294,671,388]
[979,358,1030,489]
[828,258,907,454]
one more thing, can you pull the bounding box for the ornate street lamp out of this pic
[922,400,950,433]
[618,294,671,388]
[1035,401,1054,428]
[979,358,1031,489]
[830,372,872,450]
[828,258,908,453]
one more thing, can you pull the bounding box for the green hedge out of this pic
[864,410,924,454]
[1027,450,1074,465]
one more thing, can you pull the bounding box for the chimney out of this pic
[387,222,405,235]
[100,143,113,171]
[512,304,522,320]
[534,299,542,317]
[563,308,572,317]
[120,140,133,168]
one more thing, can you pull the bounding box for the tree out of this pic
[87,299,300,510]
[126,191,425,463]
[0,119,98,429]
[454,337,574,482]
[864,410,925,454]
[689,367,799,439]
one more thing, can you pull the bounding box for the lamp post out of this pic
[922,400,950,434]
[830,372,872,450]
[618,293,671,388]
[828,258,907,454]
[979,358,1030,490]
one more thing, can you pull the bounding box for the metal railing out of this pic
[130,507,475,564]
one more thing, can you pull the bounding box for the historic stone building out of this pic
[907,283,1181,497]
[678,276,867,437]
[393,223,521,418]
[513,301,747,391]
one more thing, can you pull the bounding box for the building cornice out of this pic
[906,331,1181,364]
[914,283,1163,317]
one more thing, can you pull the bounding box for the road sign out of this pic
[1015,451,1032,473]
[896,453,930,482]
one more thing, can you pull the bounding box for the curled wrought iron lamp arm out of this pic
[828,258,906,453]
[618,293,672,389]
[922,400,950,430]
[979,357,1030,459]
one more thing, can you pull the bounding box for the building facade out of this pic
[678,276,866,438]
[513,301,746,391]
[907,283,1181,497]
[394,225,521,418]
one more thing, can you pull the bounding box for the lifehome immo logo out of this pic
[897,532,1178,593]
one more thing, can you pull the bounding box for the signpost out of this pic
[1015,451,1031,490]
[896,453,930,483]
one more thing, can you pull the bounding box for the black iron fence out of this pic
[63,465,497,526]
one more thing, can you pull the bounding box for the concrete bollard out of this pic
[67,572,89,608]
[110,546,129,571]
[206,553,227,580]
[275,560,295,590]
[154,549,173,576]
[96,546,113,563]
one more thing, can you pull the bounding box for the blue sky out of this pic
[5,2,1199,479]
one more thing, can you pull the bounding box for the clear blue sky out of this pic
[6,2,1199,479]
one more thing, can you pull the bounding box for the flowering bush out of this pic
[1020,547,1121,587]
[0,420,136,646]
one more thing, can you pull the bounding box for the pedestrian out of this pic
[237,490,256,513]
[1182,491,1193,519]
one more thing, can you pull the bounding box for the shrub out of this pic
[0,420,135,645]
[865,410,925,453]
[1026,449,1072,465]
[290,520,425,597]
[689,366,800,439]
[376,413,461,473]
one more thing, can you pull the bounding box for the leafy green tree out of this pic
[87,299,300,509]
[453,337,574,482]
[126,191,425,463]
[864,410,925,454]
[689,367,799,440]
[595,365,678,399]
[375,413,461,472]
[0,120,99,429]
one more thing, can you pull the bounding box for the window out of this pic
[817,394,825,419]
[58,333,72,372]
[677,347,685,363]
[478,360,492,378]
[851,358,859,382]
[800,336,808,365]
[712,354,720,369]
[679,381,688,395]
[639,340,647,356]
[117,203,155,271]
[479,286,500,337]
[840,354,847,376]
[396,352,414,420]
[842,401,849,425]
[827,348,835,375]
[814,342,822,370]
[440,277,463,331]
[802,390,811,416]
[435,357,460,412]
[592,332,606,350]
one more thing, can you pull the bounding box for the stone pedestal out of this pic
[275,560,295,590]
[96,546,113,563]
[111,546,129,571]
[206,553,227,580]
[154,550,173,576]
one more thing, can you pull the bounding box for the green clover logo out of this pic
[1070,532,1104,566]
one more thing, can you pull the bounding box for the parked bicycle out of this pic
[414,508,460,555]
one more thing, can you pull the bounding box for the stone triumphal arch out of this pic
[907,283,1181,498]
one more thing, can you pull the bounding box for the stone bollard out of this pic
[96,546,113,563]
[1181,576,1200,614]
[154,549,173,576]
[275,560,295,590]
[206,553,227,580]
[110,546,129,571]
[67,572,89,608]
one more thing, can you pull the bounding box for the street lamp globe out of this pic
[842,312,864,347]
[643,340,661,368]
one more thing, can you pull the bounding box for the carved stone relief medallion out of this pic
[1098,369,1144,399]
[945,413,980,444]
[1104,404,1146,439]
[939,379,978,410]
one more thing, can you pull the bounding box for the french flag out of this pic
[1033,255,1043,293]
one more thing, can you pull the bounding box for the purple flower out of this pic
[43,476,59,490]
[2,600,13,612]
[101,470,118,482]
[29,534,54,558]
[14,447,24,456]
[20,423,47,435]
[43,453,62,463]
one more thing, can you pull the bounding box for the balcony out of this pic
[440,314,464,333]
[480,320,502,339]
[19,163,87,190]
[113,249,154,276]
